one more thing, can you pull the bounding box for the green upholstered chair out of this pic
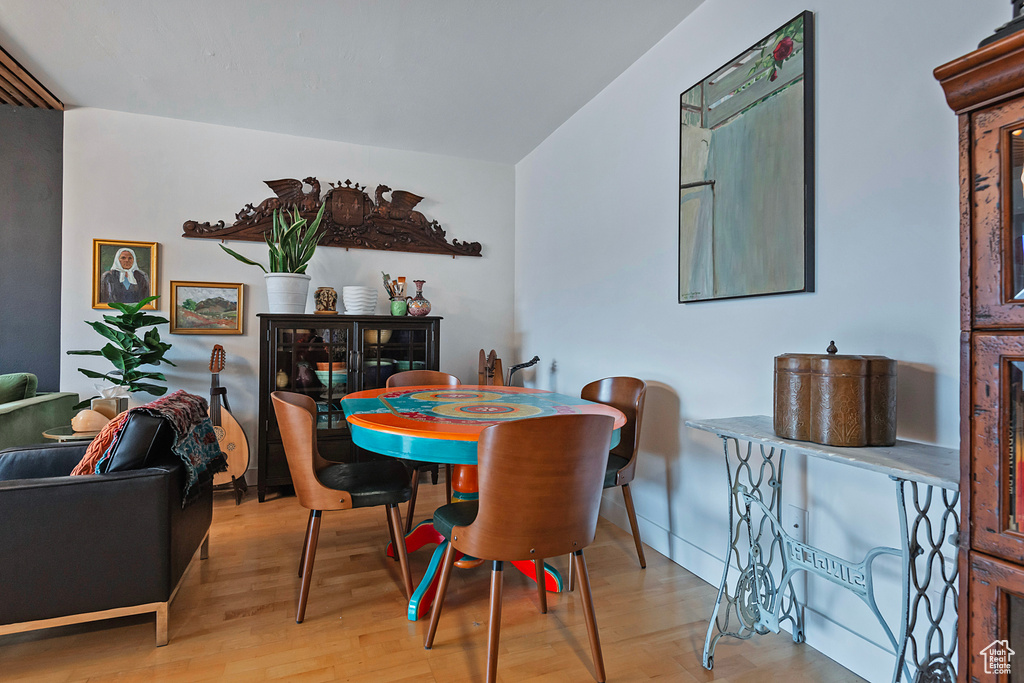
[0,373,78,451]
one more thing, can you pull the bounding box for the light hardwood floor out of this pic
[1,479,864,682]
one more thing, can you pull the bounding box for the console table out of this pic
[686,415,958,683]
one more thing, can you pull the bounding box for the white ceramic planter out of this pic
[265,273,311,313]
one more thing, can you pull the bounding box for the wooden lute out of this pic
[209,345,250,503]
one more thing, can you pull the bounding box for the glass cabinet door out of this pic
[973,332,1024,558]
[273,324,351,434]
[971,553,1024,680]
[358,322,432,390]
[971,98,1024,326]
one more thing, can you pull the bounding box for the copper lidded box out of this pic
[773,342,897,447]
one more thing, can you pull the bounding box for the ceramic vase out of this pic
[408,280,431,317]
[265,273,311,314]
[314,287,338,314]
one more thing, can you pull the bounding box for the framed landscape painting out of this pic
[92,239,158,309]
[678,11,814,303]
[169,281,244,334]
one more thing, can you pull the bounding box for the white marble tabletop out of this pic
[685,415,958,490]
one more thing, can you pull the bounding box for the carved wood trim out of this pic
[935,31,1024,114]
[183,178,482,257]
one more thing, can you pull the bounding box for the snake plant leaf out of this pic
[220,244,268,272]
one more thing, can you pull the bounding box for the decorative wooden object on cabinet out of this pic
[257,313,441,502]
[936,29,1024,681]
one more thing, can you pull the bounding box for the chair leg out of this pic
[535,559,547,614]
[425,541,458,649]
[486,561,504,683]
[297,510,322,623]
[621,483,647,569]
[299,510,314,577]
[572,550,605,683]
[445,464,453,502]
[567,553,575,592]
[405,468,421,534]
[430,463,439,484]
[387,504,414,599]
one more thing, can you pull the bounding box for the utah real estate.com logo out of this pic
[981,640,1015,675]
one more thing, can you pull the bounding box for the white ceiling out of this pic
[0,0,704,164]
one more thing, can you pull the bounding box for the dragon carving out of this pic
[182,177,482,257]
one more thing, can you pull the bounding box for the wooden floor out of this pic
[1,479,864,682]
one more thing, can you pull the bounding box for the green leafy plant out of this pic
[220,204,327,273]
[66,295,175,408]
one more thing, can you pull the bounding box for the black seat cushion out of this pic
[604,454,629,488]
[433,501,479,541]
[316,459,412,508]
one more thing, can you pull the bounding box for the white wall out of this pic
[514,1,1004,680]
[61,108,515,472]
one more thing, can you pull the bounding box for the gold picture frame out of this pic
[92,239,159,309]
[169,281,244,335]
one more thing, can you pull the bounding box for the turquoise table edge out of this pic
[342,390,621,462]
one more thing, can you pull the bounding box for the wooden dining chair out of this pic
[424,413,615,683]
[270,391,414,623]
[580,376,648,571]
[386,370,459,532]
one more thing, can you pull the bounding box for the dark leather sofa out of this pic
[0,413,213,646]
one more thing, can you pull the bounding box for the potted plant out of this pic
[220,205,327,313]
[66,295,175,409]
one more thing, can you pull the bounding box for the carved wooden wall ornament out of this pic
[182,178,482,257]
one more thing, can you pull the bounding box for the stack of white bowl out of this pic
[342,286,377,314]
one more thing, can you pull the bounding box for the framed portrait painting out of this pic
[92,239,159,309]
[678,12,814,303]
[169,281,244,334]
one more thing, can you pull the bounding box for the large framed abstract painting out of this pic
[678,12,814,303]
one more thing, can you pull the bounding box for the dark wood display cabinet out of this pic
[257,313,441,501]
[937,31,1024,681]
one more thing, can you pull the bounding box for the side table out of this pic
[686,415,959,683]
[42,426,100,442]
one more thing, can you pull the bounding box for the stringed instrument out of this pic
[209,345,250,504]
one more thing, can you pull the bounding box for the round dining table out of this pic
[341,385,626,621]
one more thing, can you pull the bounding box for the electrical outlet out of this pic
[787,505,808,543]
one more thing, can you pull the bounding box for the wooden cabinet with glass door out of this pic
[257,313,441,501]
[937,29,1024,680]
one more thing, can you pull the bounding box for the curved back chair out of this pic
[386,370,460,530]
[387,370,459,389]
[424,414,615,683]
[271,391,414,623]
[581,376,648,569]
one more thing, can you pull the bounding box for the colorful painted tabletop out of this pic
[342,385,625,464]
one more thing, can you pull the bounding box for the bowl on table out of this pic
[314,369,348,397]
[363,329,393,345]
[363,359,396,386]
